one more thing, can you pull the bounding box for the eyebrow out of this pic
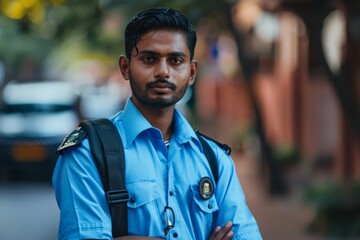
[138,50,187,57]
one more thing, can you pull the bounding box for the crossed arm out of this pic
[114,221,234,240]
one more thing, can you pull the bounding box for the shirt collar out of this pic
[114,97,202,150]
[172,110,199,146]
[114,98,153,148]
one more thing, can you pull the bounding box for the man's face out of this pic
[119,29,198,109]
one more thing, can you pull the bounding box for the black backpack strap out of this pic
[79,118,128,238]
[195,130,232,184]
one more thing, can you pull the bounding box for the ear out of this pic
[118,55,130,80]
[188,60,198,86]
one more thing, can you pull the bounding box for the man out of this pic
[53,7,262,240]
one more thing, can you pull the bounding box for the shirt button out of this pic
[130,197,136,203]
[208,204,212,209]
[173,232,178,238]
[169,191,174,196]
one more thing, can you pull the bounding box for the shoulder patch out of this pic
[57,127,87,154]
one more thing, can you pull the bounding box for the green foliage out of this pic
[273,145,301,168]
[305,181,360,238]
[0,15,54,81]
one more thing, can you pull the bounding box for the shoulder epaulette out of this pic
[194,129,232,155]
[57,127,87,154]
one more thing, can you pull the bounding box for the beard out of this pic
[129,73,189,108]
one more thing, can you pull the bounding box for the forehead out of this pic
[134,29,190,55]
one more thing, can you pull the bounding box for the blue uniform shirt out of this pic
[53,98,262,240]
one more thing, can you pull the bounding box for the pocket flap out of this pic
[190,185,219,213]
[127,180,158,208]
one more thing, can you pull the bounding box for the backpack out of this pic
[57,118,231,238]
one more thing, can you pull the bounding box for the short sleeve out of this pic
[52,140,113,240]
[208,141,262,240]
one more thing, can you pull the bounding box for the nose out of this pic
[154,59,170,79]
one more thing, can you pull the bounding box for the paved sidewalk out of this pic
[232,152,321,240]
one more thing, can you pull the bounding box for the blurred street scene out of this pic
[0,0,359,240]
[0,182,58,240]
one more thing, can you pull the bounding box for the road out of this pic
[0,181,59,240]
[233,152,320,240]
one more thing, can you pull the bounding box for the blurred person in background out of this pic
[52,7,262,240]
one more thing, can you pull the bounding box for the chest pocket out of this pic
[126,180,162,235]
[189,184,219,239]
[127,180,159,208]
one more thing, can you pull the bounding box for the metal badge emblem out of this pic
[198,176,214,200]
[57,127,86,153]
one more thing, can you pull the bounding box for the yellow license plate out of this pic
[12,144,47,162]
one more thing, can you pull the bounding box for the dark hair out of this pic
[124,7,197,60]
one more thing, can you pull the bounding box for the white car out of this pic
[0,80,79,180]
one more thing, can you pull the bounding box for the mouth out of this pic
[147,80,176,92]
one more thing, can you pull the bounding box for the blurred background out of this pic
[0,0,359,239]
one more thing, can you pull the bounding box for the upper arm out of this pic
[52,141,113,239]
[209,142,262,239]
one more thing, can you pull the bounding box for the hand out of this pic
[208,221,234,240]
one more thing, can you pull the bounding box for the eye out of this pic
[142,56,155,64]
[170,58,184,65]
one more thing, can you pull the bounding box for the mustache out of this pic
[146,79,176,90]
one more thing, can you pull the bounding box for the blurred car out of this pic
[0,80,79,180]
